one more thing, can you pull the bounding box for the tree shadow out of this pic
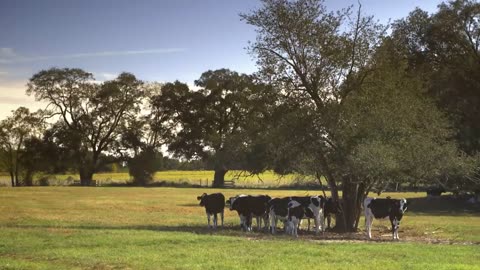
[406,195,480,216]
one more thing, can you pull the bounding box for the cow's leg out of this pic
[239,214,245,230]
[263,214,269,231]
[247,214,253,232]
[206,212,211,228]
[256,216,261,231]
[314,214,320,234]
[320,211,325,232]
[220,210,224,228]
[392,218,400,240]
[293,218,298,237]
[307,218,311,231]
[213,213,218,229]
[327,215,331,229]
[366,215,373,239]
[269,210,276,234]
[391,219,396,240]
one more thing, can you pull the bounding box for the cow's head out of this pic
[226,194,246,210]
[393,198,408,216]
[197,193,207,206]
[309,195,325,210]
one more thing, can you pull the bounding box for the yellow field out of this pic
[0,170,305,187]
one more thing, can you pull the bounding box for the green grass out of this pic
[1,187,479,269]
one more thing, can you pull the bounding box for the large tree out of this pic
[153,69,270,187]
[27,68,144,185]
[243,0,473,231]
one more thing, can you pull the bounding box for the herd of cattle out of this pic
[197,193,408,240]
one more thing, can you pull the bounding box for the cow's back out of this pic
[205,193,225,214]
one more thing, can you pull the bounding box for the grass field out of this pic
[1,187,479,269]
[0,170,302,187]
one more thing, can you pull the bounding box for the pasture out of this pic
[0,171,301,187]
[1,187,479,269]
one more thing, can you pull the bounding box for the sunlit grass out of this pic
[0,187,479,269]
[0,170,303,187]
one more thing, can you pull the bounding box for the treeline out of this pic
[1,0,479,232]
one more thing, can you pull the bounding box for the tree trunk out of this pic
[9,171,15,187]
[354,182,366,230]
[23,170,34,186]
[79,167,94,186]
[14,161,20,187]
[213,168,227,188]
[332,178,364,233]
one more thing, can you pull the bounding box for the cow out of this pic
[364,197,408,240]
[197,193,225,229]
[285,200,304,237]
[227,194,271,231]
[268,197,292,234]
[290,196,325,233]
[323,197,341,230]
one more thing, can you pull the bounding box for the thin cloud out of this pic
[100,73,118,80]
[0,48,187,64]
[0,48,16,58]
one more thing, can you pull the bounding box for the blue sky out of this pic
[0,0,443,118]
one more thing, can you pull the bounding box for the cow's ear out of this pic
[197,196,202,201]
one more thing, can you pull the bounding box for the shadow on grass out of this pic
[6,222,480,244]
[406,195,480,216]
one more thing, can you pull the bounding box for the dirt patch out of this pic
[233,229,480,245]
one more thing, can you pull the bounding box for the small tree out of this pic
[0,107,44,186]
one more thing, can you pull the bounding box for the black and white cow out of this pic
[323,197,341,230]
[227,194,271,231]
[197,193,225,229]
[268,197,292,234]
[290,196,325,233]
[286,200,305,237]
[364,197,408,240]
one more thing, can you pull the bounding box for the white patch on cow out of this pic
[363,197,375,239]
[400,198,407,213]
[309,196,322,234]
[288,200,301,208]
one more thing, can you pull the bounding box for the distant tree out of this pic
[392,0,480,191]
[114,82,168,185]
[153,70,270,187]
[0,107,44,186]
[27,68,144,186]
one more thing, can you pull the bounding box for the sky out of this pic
[0,0,444,119]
